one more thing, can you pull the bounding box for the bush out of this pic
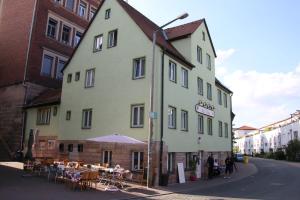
[286,139,300,161]
[274,149,286,160]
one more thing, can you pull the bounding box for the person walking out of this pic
[224,156,231,178]
[207,154,214,179]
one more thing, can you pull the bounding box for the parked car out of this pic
[235,153,244,162]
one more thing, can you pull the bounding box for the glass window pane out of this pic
[42,55,53,76]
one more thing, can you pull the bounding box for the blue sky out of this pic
[128,0,300,128]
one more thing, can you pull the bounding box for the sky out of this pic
[127,0,300,128]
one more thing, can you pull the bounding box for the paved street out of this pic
[1,158,300,200]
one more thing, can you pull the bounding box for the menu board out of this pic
[177,162,186,184]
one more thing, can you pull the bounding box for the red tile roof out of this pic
[237,125,257,130]
[165,19,204,40]
[117,0,194,69]
[26,89,61,108]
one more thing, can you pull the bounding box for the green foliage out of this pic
[274,149,286,160]
[233,146,239,154]
[286,139,300,161]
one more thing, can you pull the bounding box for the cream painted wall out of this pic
[25,105,60,142]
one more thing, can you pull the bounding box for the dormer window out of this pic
[105,9,111,19]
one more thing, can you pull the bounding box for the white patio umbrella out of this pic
[86,133,145,144]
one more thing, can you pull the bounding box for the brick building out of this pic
[0,0,101,160]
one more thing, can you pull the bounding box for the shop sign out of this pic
[195,104,214,117]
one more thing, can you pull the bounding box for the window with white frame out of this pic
[197,46,202,64]
[206,53,211,70]
[181,68,188,88]
[132,152,144,171]
[85,69,95,88]
[41,54,54,77]
[207,83,212,100]
[37,108,51,125]
[82,109,92,129]
[168,106,176,129]
[167,152,175,173]
[105,9,111,19]
[108,29,118,48]
[94,34,103,51]
[103,150,112,166]
[225,123,229,138]
[74,31,82,46]
[56,59,66,80]
[78,1,87,18]
[197,77,203,95]
[65,0,75,11]
[169,61,177,82]
[133,57,145,79]
[181,110,188,131]
[131,104,144,128]
[218,121,223,137]
[198,115,204,134]
[223,93,228,108]
[218,89,222,105]
[207,118,213,135]
[61,25,71,44]
[47,18,58,39]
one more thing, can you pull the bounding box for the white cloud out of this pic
[216,48,236,65]
[219,63,300,128]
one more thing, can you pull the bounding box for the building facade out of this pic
[235,111,300,155]
[24,0,233,185]
[0,0,101,159]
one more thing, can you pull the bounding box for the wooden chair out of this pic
[88,171,99,189]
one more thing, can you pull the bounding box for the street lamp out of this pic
[147,12,188,188]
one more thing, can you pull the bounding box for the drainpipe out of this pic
[159,50,165,185]
[21,0,38,150]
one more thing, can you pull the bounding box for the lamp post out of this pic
[147,13,188,188]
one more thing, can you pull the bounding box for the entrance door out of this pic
[196,151,203,178]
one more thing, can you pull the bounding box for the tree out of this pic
[286,139,300,161]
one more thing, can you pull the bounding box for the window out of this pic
[108,30,118,48]
[75,72,80,81]
[202,31,205,41]
[294,131,298,140]
[224,93,228,108]
[103,150,112,166]
[181,110,188,131]
[181,68,188,88]
[185,152,192,170]
[74,31,82,46]
[207,83,212,100]
[68,144,73,152]
[167,153,175,173]
[37,108,51,125]
[82,109,92,129]
[105,9,111,19]
[89,7,96,20]
[66,111,71,120]
[61,25,71,44]
[85,69,95,88]
[168,106,176,129]
[197,46,202,64]
[53,106,58,116]
[131,104,144,128]
[133,57,145,79]
[67,73,72,83]
[132,152,144,171]
[207,118,213,135]
[65,0,75,11]
[59,143,64,152]
[78,144,83,152]
[198,115,204,134]
[207,53,211,70]
[197,77,203,95]
[225,123,229,138]
[54,0,63,5]
[41,55,54,77]
[94,35,103,51]
[78,1,87,18]
[56,59,65,80]
[218,121,223,137]
[169,61,177,82]
[47,18,57,39]
[48,140,55,150]
[218,89,222,105]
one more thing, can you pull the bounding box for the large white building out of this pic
[235,111,300,155]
